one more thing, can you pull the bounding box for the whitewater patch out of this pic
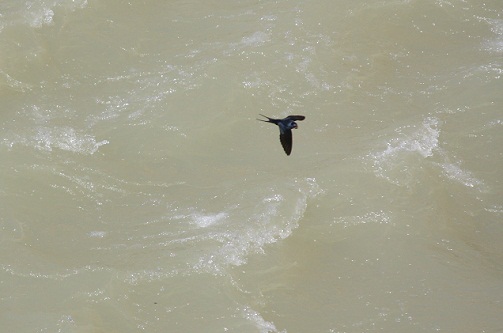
[189,178,323,275]
[240,306,286,333]
[332,210,393,229]
[4,126,108,155]
[368,117,486,192]
[436,160,487,192]
[369,117,440,186]
[479,17,503,53]
[0,0,88,30]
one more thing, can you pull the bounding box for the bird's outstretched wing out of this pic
[279,129,293,156]
[286,115,305,121]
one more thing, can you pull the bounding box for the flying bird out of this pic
[257,114,305,156]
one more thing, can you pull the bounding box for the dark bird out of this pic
[257,114,305,156]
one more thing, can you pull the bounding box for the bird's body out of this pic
[257,114,305,155]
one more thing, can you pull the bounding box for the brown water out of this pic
[1,1,502,332]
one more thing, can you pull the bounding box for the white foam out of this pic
[191,212,228,228]
[333,210,392,228]
[260,15,278,22]
[437,162,487,191]
[369,117,487,191]
[0,0,88,29]
[487,119,502,127]
[88,231,107,238]
[5,126,108,155]
[225,31,271,56]
[30,8,54,28]
[240,31,270,47]
[240,306,286,333]
[192,178,322,274]
[480,17,503,53]
[485,205,503,214]
[0,69,33,93]
[370,117,440,185]
[34,127,109,154]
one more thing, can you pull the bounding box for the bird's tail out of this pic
[257,114,277,124]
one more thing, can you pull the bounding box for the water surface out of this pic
[1,0,502,332]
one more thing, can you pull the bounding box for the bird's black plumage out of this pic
[257,114,305,155]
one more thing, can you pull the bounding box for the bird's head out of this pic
[287,120,298,129]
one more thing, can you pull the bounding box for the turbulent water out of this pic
[1,1,502,332]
